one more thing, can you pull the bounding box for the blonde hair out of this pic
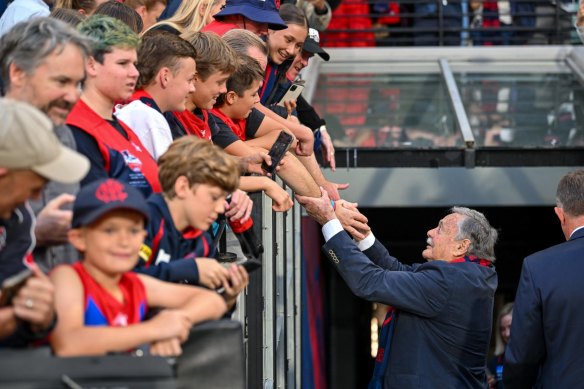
[145,0,220,34]
[158,137,240,198]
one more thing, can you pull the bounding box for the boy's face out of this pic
[164,57,196,112]
[191,71,230,110]
[90,47,139,102]
[231,79,261,120]
[184,183,228,231]
[69,210,147,274]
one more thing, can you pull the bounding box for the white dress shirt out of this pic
[322,218,376,252]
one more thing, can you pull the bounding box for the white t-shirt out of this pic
[114,100,173,161]
[0,0,50,36]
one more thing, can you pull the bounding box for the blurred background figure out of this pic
[487,302,513,389]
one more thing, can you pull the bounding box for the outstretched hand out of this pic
[295,187,336,225]
[335,200,371,241]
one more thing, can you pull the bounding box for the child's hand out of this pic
[150,337,183,357]
[195,258,230,289]
[265,181,293,212]
[222,264,249,309]
[224,189,253,223]
[150,309,192,342]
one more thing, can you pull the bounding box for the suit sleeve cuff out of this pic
[322,219,343,242]
[357,233,375,251]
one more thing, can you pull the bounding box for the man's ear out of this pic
[8,63,27,89]
[454,238,471,257]
[68,229,86,252]
[554,206,565,225]
[226,91,237,106]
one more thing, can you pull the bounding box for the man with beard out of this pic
[0,17,92,270]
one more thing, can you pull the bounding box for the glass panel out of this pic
[455,71,584,147]
[313,73,463,148]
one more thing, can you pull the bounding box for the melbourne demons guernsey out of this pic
[72,262,147,326]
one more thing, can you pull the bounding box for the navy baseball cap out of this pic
[72,179,150,228]
[213,0,287,30]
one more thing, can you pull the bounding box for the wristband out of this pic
[330,199,336,210]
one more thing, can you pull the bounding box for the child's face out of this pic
[184,183,228,231]
[164,57,196,112]
[267,24,307,65]
[191,71,230,110]
[70,210,147,275]
[91,47,139,102]
[231,79,261,120]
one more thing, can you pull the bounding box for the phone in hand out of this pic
[277,83,305,107]
[0,268,33,307]
[261,130,294,175]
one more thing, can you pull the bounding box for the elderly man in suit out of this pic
[296,189,498,388]
[504,169,584,388]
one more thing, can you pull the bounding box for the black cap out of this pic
[303,28,329,61]
[72,179,149,228]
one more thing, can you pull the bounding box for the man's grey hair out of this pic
[556,169,584,217]
[0,17,92,92]
[223,29,268,57]
[451,206,498,262]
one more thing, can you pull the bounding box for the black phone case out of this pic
[261,131,294,175]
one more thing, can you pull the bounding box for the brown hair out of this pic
[182,31,237,81]
[136,30,196,89]
[50,7,87,26]
[158,137,240,198]
[93,1,143,33]
[54,0,97,14]
[215,54,264,106]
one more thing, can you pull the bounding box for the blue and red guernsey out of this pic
[67,99,161,198]
[72,262,147,327]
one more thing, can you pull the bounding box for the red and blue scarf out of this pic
[368,255,492,389]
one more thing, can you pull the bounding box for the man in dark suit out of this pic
[504,169,584,388]
[296,189,498,388]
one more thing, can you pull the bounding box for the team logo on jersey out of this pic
[121,150,143,173]
[112,313,129,327]
[0,226,6,252]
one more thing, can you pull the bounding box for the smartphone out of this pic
[277,83,305,107]
[0,268,33,307]
[261,131,294,175]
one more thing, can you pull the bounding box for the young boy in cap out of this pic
[50,178,228,357]
[135,137,249,309]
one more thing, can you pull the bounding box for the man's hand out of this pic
[12,264,55,332]
[320,128,336,171]
[0,306,17,339]
[35,193,75,246]
[283,99,297,119]
[239,152,284,177]
[195,258,230,289]
[321,180,349,201]
[225,189,253,223]
[265,181,294,212]
[294,125,315,156]
[295,187,336,225]
[335,200,371,241]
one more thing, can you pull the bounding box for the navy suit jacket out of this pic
[504,227,584,388]
[323,231,497,389]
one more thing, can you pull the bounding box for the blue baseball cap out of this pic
[213,0,288,30]
[72,179,150,228]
